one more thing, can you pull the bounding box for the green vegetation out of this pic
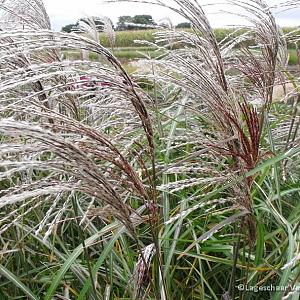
[175,22,191,29]
[288,49,298,65]
[100,29,156,48]
[61,17,114,33]
[64,47,298,67]
[97,27,300,48]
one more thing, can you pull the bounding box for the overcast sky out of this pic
[43,0,300,31]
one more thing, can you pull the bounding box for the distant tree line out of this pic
[116,15,156,30]
[61,15,191,32]
[61,17,114,33]
[175,22,191,29]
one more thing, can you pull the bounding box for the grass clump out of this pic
[0,0,300,300]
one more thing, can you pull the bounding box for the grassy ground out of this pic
[63,48,298,77]
[98,28,300,48]
[2,3,300,298]
[288,49,298,66]
[64,48,298,68]
[66,28,300,68]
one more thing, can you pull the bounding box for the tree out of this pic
[76,17,114,31]
[61,23,76,33]
[116,15,157,31]
[61,17,114,33]
[175,22,191,29]
[132,15,156,28]
[116,16,133,31]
